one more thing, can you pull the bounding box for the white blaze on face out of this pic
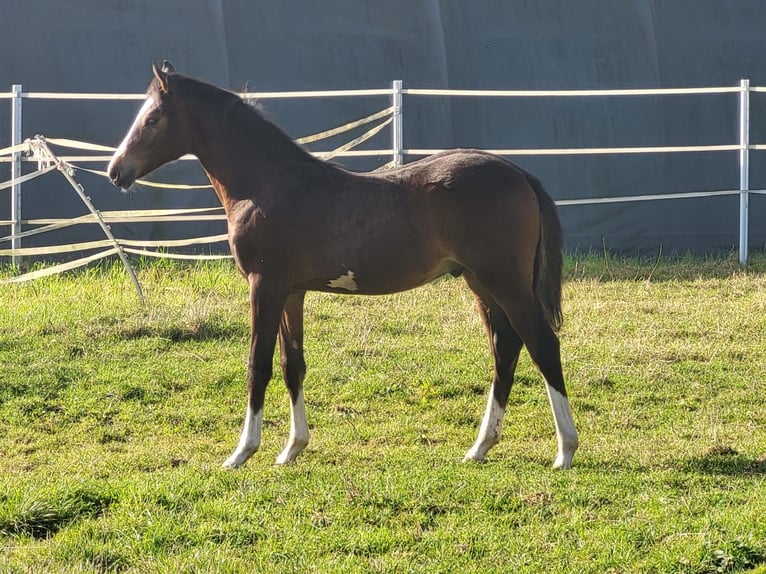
[327,270,358,291]
[111,96,155,161]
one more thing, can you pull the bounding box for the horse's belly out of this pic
[299,257,461,296]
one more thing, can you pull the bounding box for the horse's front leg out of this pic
[222,274,287,469]
[275,291,309,464]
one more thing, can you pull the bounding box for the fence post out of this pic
[738,78,750,266]
[392,80,403,166]
[11,84,23,268]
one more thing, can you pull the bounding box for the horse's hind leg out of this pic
[463,275,523,462]
[275,291,310,464]
[469,270,578,469]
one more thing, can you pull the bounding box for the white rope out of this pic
[23,213,226,226]
[21,92,145,100]
[41,153,197,162]
[0,164,58,191]
[20,89,394,100]
[556,189,739,206]
[0,205,223,247]
[239,88,392,99]
[1,150,394,163]
[0,239,115,256]
[0,142,29,157]
[1,211,224,244]
[31,139,144,299]
[404,86,742,97]
[17,86,747,100]
[121,234,228,247]
[79,207,222,218]
[0,233,228,257]
[47,138,116,152]
[318,117,393,160]
[72,165,214,190]
[1,248,119,284]
[405,144,741,157]
[319,149,393,157]
[296,107,393,144]
[122,247,231,260]
[0,213,95,243]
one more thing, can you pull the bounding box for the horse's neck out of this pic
[190,99,311,210]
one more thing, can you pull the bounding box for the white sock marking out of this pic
[276,389,310,464]
[545,384,579,469]
[464,387,505,462]
[222,404,262,469]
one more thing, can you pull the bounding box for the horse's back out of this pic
[375,150,547,278]
[381,149,532,191]
[380,149,543,233]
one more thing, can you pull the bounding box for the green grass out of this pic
[0,253,765,573]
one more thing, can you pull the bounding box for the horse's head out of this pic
[107,61,190,190]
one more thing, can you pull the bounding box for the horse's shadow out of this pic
[677,448,766,476]
[559,446,766,476]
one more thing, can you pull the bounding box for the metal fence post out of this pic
[392,80,403,166]
[738,79,750,266]
[11,84,23,268]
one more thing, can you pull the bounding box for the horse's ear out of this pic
[152,62,169,94]
[161,60,175,74]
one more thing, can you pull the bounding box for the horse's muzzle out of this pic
[107,162,135,190]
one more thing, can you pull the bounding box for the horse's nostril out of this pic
[107,166,121,185]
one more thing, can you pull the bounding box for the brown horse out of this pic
[108,62,579,469]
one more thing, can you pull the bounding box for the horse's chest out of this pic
[227,218,268,272]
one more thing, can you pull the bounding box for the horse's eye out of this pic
[146,116,159,126]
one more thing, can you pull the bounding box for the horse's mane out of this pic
[155,73,341,174]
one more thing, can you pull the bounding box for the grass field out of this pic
[0,254,765,573]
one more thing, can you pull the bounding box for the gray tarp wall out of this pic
[2,0,766,254]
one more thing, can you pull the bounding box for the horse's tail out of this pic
[526,172,564,332]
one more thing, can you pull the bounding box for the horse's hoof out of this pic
[552,453,575,470]
[462,452,486,463]
[222,455,247,470]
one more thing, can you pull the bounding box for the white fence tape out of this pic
[47,138,116,152]
[555,189,740,206]
[121,248,230,260]
[296,107,393,144]
[405,145,741,157]
[72,165,214,190]
[0,233,228,257]
[0,164,58,191]
[404,86,741,97]
[318,117,392,160]
[0,142,30,157]
[1,247,119,284]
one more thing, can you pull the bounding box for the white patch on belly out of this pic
[327,270,358,291]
